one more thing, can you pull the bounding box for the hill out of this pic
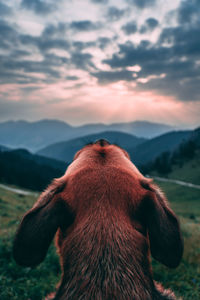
[0,119,173,151]
[143,127,200,183]
[37,131,146,162]
[0,144,9,151]
[130,130,192,166]
[0,149,67,191]
[168,151,200,184]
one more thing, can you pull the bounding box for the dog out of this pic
[13,139,183,299]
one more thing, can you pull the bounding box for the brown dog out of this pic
[13,139,183,300]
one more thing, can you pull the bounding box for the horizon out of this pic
[0,117,199,130]
[0,0,200,127]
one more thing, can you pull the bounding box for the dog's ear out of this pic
[13,179,74,267]
[141,181,183,268]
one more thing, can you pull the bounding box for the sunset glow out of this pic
[0,0,199,127]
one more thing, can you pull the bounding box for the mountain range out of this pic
[0,119,173,151]
[0,124,199,191]
[37,129,193,166]
[37,131,146,163]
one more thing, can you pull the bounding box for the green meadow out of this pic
[0,181,200,300]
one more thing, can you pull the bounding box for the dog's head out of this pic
[13,140,183,269]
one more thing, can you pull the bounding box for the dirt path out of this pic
[0,184,38,196]
[1,176,200,196]
[151,176,200,190]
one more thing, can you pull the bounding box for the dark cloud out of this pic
[42,23,68,38]
[0,51,68,85]
[0,2,12,16]
[65,76,79,81]
[70,52,95,71]
[21,86,42,94]
[178,0,200,24]
[121,21,137,35]
[0,20,19,49]
[159,26,200,58]
[126,0,156,9]
[92,70,136,84]
[73,41,96,51]
[140,18,159,33]
[70,20,101,31]
[91,0,109,3]
[138,73,200,102]
[102,40,159,69]
[0,17,96,86]
[97,37,111,49]
[97,18,200,102]
[21,0,57,15]
[21,34,70,52]
[0,69,40,85]
[106,6,127,22]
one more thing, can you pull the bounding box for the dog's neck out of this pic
[55,212,155,300]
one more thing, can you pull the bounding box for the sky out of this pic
[0,0,200,128]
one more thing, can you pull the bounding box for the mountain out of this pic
[129,130,192,166]
[37,131,146,163]
[0,119,173,151]
[0,144,9,152]
[0,148,68,191]
[75,121,173,139]
[0,119,73,152]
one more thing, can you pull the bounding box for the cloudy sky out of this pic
[0,0,200,127]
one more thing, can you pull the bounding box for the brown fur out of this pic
[13,141,183,299]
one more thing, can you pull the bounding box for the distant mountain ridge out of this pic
[37,129,194,165]
[129,130,192,166]
[37,131,146,163]
[0,119,173,151]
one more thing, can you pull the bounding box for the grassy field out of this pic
[0,183,200,300]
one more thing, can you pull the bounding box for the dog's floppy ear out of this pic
[142,181,183,268]
[13,179,74,267]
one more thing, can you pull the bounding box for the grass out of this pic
[0,188,60,300]
[152,181,200,299]
[0,183,200,299]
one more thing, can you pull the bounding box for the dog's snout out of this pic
[94,139,110,147]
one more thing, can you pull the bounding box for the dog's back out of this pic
[13,140,183,300]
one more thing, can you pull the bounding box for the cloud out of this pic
[20,34,70,52]
[0,0,199,129]
[0,20,19,49]
[121,21,137,35]
[73,41,96,51]
[140,18,159,33]
[97,37,111,49]
[70,52,95,70]
[21,0,57,15]
[65,76,79,81]
[0,2,12,16]
[106,6,127,22]
[70,20,101,31]
[91,0,109,4]
[19,22,70,53]
[92,69,136,84]
[98,28,200,101]
[126,0,156,9]
[0,53,63,84]
[178,0,200,24]
[42,23,68,38]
